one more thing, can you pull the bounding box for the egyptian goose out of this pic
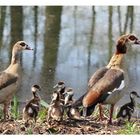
[64,88,81,119]
[53,81,66,104]
[73,34,140,124]
[22,84,41,123]
[0,41,33,120]
[47,90,64,122]
[116,91,140,124]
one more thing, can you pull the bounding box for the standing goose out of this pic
[64,88,81,119]
[0,41,33,120]
[53,81,66,104]
[72,34,140,124]
[116,91,140,124]
[22,84,41,123]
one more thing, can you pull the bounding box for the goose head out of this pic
[116,34,140,54]
[12,41,33,53]
[64,88,74,105]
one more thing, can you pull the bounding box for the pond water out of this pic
[1,6,140,116]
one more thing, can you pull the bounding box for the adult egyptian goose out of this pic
[22,84,41,123]
[53,81,66,104]
[0,41,33,120]
[47,90,64,123]
[116,91,140,124]
[64,88,81,119]
[73,34,140,124]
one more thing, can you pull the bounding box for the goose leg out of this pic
[99,104,104,121]
[83,107,87,117]
[47,108,51,123]
[3,101,11,120]
[128,113,131,122]
[108,104,114,125]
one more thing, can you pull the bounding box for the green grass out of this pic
[0,96,20,120]
[38,99,49,122]
[38,107,47,121]
[26,128,33,134]
[0,106,3,119]
[11,96,20,120]
[117,121,140,134]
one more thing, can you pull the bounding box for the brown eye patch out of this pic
[129,35,137,41]
[20,42,26,46]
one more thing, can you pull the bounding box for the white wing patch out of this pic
[122,109,126,116]
[113,80,125,92]
[31,103,38,107]
[28,107,33,114]
[71,108,76,115]
[52,108,56,114]
[64,96,69,105]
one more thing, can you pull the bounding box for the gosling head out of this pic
[53,81,65,92]
[31,84,41,98]
[31,84,41,92]
[51,90,60,102]
[64,88,74,105]
[130,91,140,99]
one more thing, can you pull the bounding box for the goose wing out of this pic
[83,69,124,107]
[0,72,18,90]
[72,67,109,107]
[88,67,108,88]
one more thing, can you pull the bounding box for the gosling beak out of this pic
[63,91,67,95]
[137,94,140,98]
[53,84,58,89]
[25,45,33,50]
[135,39,140,45]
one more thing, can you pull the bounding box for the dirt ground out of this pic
[0,117,123,135]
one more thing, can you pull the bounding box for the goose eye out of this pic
[129,35,136,41]
[20,42,26,46]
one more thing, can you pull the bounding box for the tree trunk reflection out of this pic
[0,6,6,47]
[10,6,23,63]
[87,6,96,81]
[108,6,113,61]
[42,6,62,94]
[33,6,38,68]
[123,6,134,34]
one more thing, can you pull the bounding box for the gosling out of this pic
[64,88,81,120]
[116,91,140,124]
[47,90,64,123]
[22,84,41,123]
[53,81,66,104]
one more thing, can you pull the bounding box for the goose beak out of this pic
[135,39,140,45]
[25,45,33,50]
